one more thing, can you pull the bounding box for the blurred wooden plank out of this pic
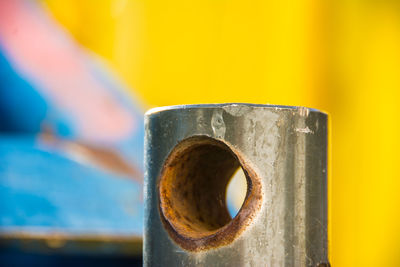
[0,136,143,255]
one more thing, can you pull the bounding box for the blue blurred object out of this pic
[0,136,143,254]
[0,49,48,134]
[0,136,143,237]
[0,249,142,267]
[0,1,145,265]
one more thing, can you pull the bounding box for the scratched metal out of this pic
[144,104,329,267]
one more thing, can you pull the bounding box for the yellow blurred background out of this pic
[42,0,400,266]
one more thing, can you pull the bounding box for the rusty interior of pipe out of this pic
[158,136,261,251]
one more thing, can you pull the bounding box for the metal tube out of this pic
[144,104,329,267]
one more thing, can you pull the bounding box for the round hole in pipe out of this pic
[158,136,262,251]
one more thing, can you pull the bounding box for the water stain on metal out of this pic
[211,110,226,138]
[295,126,314,134]
[158,136,262,251]
[298,106,310,117]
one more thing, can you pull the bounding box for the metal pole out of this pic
[144,104,329,267]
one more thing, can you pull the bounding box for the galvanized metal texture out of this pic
[144,104,329,267]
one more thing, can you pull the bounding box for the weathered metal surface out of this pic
[144,104,329,266]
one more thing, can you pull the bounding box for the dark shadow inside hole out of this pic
[159,137,250,239]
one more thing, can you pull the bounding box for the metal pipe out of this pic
[144,104,329,267]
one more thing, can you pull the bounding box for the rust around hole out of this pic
[158,136,262,251]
